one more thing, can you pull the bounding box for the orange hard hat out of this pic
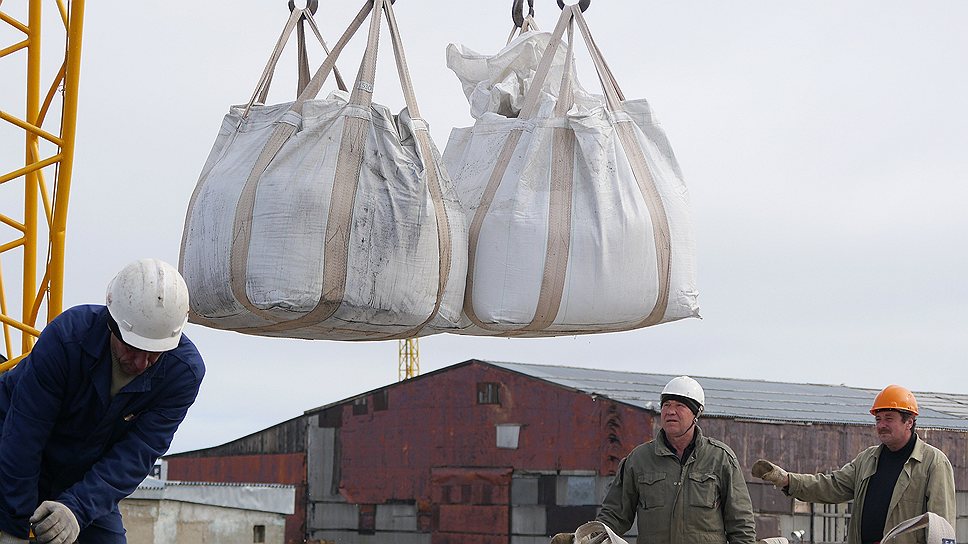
[870,384,918,416]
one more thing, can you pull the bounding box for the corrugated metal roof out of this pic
[487,361,968,431]
[129,477,296,515]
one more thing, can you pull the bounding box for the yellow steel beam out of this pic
[0,311,42,337]
[51,0,84,318]
[0,214,26,230]
[0,239,27,253]
[0,154,63,185]
[0,110,64,145]
[21,0,41,357]
[0,11,30,33]
[0,0,84,369]
[0,39,29,58]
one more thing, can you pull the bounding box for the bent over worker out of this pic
[752,385,956,544]
[0,259,205,544]
[597,376,756,544]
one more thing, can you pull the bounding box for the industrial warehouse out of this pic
[161,360,968,544]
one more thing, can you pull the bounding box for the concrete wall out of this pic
[121,499,287,544]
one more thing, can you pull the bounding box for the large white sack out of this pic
[443,6,698,337]
[446,31,600,120]
[180,0,466,340]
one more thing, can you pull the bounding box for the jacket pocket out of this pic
[686,472,726,535]
[638,471,667,510]
[687,472,720,509]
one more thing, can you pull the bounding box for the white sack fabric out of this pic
[443,6,699,337]
[180,0,466,340]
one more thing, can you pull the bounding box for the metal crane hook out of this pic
[511,0,535,29]
[557,0,590,12]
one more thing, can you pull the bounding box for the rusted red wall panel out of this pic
[167,453,306,544]
[335,361,652,505]
[168,453,305,482]
[437,505,509,534]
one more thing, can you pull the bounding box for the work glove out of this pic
[550,533,575,544]
[30,501,79,544]
[752,459,789,489]
[0,531,29,544]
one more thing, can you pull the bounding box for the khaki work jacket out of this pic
[786,435,956,544]
[597,427,756,544]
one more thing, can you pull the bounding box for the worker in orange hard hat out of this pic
[751,385,956,544]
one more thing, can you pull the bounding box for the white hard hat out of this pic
[661,376,705,411]
[106,258,189,352]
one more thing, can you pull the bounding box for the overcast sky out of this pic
[3,1,966,454]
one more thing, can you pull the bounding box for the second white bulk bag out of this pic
[180,0,466,340]
[443,5,699,337]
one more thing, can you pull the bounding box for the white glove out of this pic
[752,459,790,489]
[30,501,80,544]
[0,531,30,544]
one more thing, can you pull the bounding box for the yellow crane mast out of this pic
[0,0,85,370]
[398,338,419,381]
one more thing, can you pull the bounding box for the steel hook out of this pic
[557,0,590,12]
[288,0,319,15]
[511,0,535,29]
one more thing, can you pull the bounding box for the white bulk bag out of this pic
[180,0,466,340]
[443,5,698,337]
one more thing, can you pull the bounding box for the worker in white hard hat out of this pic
[751,385,956,544]
[596,376,756,544]
[0,259,205,544]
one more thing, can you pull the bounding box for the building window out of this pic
[477,382,500,405]
[253,525,266,543]
[353,397,368,415]
[373,390,389,411]
[496,423,521,449]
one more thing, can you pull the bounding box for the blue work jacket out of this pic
[0,305,204,539]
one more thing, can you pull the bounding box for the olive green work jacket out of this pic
[597,427,756,544]
[786,434,956,544]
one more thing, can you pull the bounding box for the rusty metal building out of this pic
[164,359,968,544]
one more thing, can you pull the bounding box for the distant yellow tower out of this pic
[0,0,86,371]
[398,338,419,381]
